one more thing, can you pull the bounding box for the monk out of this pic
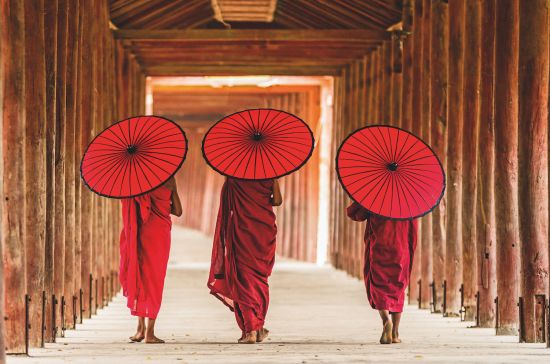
[346,201,418,344]
[208,177,282,344]
[119,176,182,344]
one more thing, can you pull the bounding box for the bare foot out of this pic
[256,328,269,342]
[129,332,144,342]
[380,321,393,344]
[392,337,402,343]
[238,331,257,344]
[145,335,165,344]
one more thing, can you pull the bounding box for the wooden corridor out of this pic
[1,0,550,362]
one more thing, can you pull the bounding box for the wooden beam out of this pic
[145,64,341,76]
[400,0,413,131]
[494,0,520,335]
[114,29,390,42]
[518,0,549,343]
[445,0,465,317]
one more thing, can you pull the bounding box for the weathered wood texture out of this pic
[461,0,481,322]
[430,0,448,314]
[444,0,464,317]
[494,0,520,336]
[1,0,144,352]
[518,0,549,343]
[0,0,6,360]
[476,0,497,329]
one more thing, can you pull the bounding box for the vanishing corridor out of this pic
[11,228,549,364]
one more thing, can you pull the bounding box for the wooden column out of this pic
[383,41,393,124]
[43,0,58,342]
[419,0,432,310]
[461,0,481,322]
[0,0,4,359]
[80,0,94,318]
[54,0,68,332]
[444,0,465,317]
[401,0,414,131]
[64,0,80,328]
[409,0,423,306]
[25,0,47,346]
[494,0,520,335]
[2,0,26,353]
[430,0,448,314]
[518,0,549,343]
[391,32,402,128]
[476,0,497,329]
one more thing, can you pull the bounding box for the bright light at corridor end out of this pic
[149,76,334,266]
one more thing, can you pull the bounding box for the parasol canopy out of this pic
[336,125,445,220]
[81,115,188,199]
[202,108,314,180]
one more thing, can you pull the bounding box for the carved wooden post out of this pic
[43,0,58,343]
[518,0,549,343]
[494,0,520,335]
[2,0,26,352]
[462,0,482,322]
[430,0,448,314]
[444,0,465,317]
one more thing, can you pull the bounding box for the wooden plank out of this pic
[0,4,4,355]
[24,0,47,346]
[145,65,342,76]
[518,0,549,343]
[43,0,58,343]
[430,0,448,314]
[461,0,481,322]
[114,29,391,41]
[445,0,465,317]
[476,0,497,329]
[420,0,432,310]
[494,0,520,335]
[1,0,26,353]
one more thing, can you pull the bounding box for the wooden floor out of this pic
[11,227,550,364]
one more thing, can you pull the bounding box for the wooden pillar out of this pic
[461,0,481,322]
[43,0,58,342]
[476,0,497,329]
[80,0,94,318]
[401,0,414,131]
[518,0,549,343]
[494,0,520,335]
[409,0,423,306]
[2,0,26,353]
[382,41,393,124]
[0,1,4,359]
[391,32,402,128]
[419,0,432,310]
[444,0,465,317]
[24,0,47,346]
[430,0,448,314]
[64,0,80,328]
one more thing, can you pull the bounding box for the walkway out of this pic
[12,227,550,363]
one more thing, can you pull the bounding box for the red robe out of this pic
[208,178,277,332]
[119,185,172,319]
[347,201,417,313]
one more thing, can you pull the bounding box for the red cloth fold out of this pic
[346,201,417,313]
[208,178,277,332]
[119,186,172,319]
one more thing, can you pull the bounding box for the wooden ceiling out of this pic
[110,0,402,76]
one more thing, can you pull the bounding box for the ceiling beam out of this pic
[145,64,342,76]
[114,29,390,41]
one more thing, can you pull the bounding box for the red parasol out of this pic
[336,125,445,220]
[202,108,314,180]
[80,115,188,199]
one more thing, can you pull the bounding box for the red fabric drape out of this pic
[119,186,172,319]
[347,202,418,313]
[208,178,277,332]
